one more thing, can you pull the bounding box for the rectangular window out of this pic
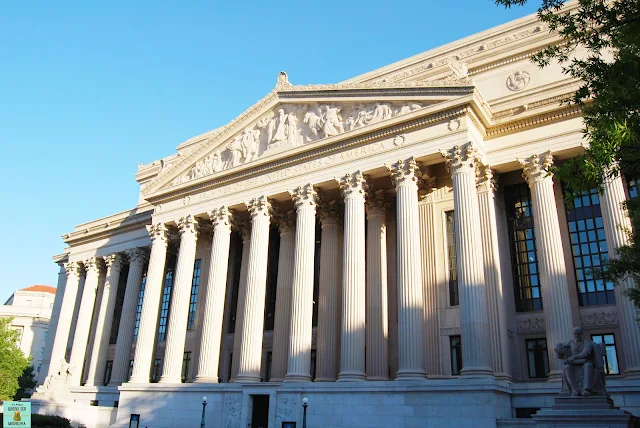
[151,359,161,383]
[591,333,620,375]
[129,414,140,428]
[187,259,202,330]
[526,338,549,378]
[567,188,615,306]
[132,273,147,342]
[310,349,317,380]
[265,351,272,382]
[182,351,191,382]
[505,183,542,312]
[445,211,459,307]
[39,347,44,358]
[628,177,638,199]
[450,335,462,375]
[103,360,113,385]
[128,360,134,381]
[157,267,175,342]
[264,227,280,331]
[228,234,243,334]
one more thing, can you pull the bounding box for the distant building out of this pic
[1,285,56,378]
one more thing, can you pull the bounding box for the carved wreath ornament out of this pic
[506,70,531,91]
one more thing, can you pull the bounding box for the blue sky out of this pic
[0,1,540,301]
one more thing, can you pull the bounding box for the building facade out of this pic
[32,7,640,428]
[1,285,56,380]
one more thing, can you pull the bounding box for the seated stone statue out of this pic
[554,327,607,396]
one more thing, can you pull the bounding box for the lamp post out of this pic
[200,396,207,428]
[302,397,308,428]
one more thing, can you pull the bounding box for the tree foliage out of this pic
[495,0,640,307]
[0,317,30,401]
[14,365,37,400]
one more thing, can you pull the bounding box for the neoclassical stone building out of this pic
[32,6,640,428]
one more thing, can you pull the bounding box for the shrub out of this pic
[32,414,72,428]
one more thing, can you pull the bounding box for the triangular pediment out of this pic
[142,75,476,197]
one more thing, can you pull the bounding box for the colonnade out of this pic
[43,145,640,387]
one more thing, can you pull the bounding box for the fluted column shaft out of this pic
[195,208,233,383]
[231,225,251,382]
[236,196,272,383]
[46,263,82,380]
[385,217,399,379]
[160,216,199,383]
[600,173,640,377]
[336,172,367,381]
[69,258,104,385]
[130,223,169,383]
[270,212,296,382]
[284,185,318,382]
[443,145,492,376]
[388,159,426,380]
[366,190,389,380]
[86,254,125,386]
[477,168,511,378]
[315,203,342,382]
[110,248,149,385]
[520,152,574,379]
[39,263,68,385]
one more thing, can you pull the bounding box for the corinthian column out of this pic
[315,201,342,382]
[69,257,105,385]
[520,152,574,379]
[285,184,318,382]
[270,211,296,382]
[600,173,640,377]
[336,171,367,381]
[236,196,272,383]
[86,254,125,386]
[109,248,149,386]
[477,167,511,378]
[130,223,169,383]
[39,262,67,385]
[387,158,426,380]
[442,145,492,377]
[195,207,233,383]
[366,189,389,381]
[46,262,82,381]
[230,223,251,382]
[160,215,199,383]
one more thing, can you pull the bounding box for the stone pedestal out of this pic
[532,396,636,427]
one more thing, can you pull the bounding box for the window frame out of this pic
[187,259,202,331]
[525,338,550,379]
[591,333,620,375]
[450,335,462,376]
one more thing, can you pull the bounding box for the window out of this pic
[13,326,24,344]
[567,188,615,306]
[132,273,147,342]
[157,267,175,342]
[628,177,638,199]
[228,234,243,334]
[151,359,162,383]
[505,183,542,312]
[187,260,202,330]
[128,360,134,381]
[445,211,459,307]
[39,347,44,358]
[310,349,317,380]
[182,352,191,382]
[43,330,48,343]
[591,333,620,375]
[526,338,549,378]
[265,351,272,382]
[129,414,140,428]
[103,360,113,385]
[450,335,462,375]
[264,227,280,331]
[110,264,130,344]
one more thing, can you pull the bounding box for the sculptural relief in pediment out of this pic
[171,101,425,186]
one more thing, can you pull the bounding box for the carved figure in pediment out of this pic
[322,105,344,137]
[272,108,288,144]
[555,327,607,397]
[369,102,393,124]
[240,128,261,162]
[286,111,300,147]
[303,105,323,142]
[228,136,243,167]
[397,103,422,115]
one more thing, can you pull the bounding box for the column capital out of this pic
[336,171,368,199]
[290,184,318,211]
[418,174,437,203]
[519,151,554,184]
[64,261,83,278]
[177,215,199,238]
[104,253,125,270]
[476,166,498,194]
[146,223,169,246]
[387,157,420,187]
[83,256,105,274]
[246,196,273,219]
[276,210,296,234]
[237,221,252,243]
[318,200,342,226]
[441,143,481,176]
[209,206,233,230]
[126,247,150,267]
[366,189,389,217]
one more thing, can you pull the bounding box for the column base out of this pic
[127,376,149,384]
[337,371,366,381]
[234,373,261,383]
[313,377,337,382]
[283,373,312,383]
[395,369,426,381]
[547,370,563,382]
[107,380,124,387]
[158,375,182,384]
[268,377,284,383]
[367,376,389,381]
[193,376,219,384]
[623,368,640,379]
[460,367,494,378]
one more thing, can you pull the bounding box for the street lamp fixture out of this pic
[302,397,309,428]
[200,396,207,428]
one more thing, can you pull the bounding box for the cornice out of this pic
[63,208,153,246]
